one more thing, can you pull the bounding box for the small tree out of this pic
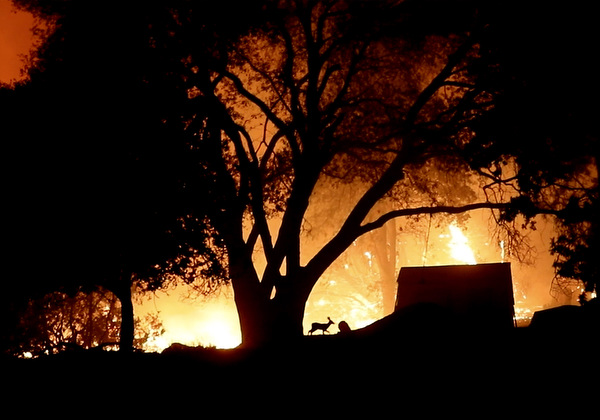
[11,287,165,358]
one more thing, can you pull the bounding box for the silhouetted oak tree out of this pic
[167,0,597,345]
[140,0,522,345]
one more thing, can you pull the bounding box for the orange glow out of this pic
[195,312,242,349]
[130,211,562,349]
[136,289,241,351]
[0,0,36,84]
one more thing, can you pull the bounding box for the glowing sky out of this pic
[0,0,35,84]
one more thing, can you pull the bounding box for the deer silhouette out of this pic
[308,317,335,335]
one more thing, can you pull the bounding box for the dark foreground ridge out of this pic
[3,308,598,416]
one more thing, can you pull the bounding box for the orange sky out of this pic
[0,0,35,83]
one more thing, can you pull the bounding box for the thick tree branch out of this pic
[205,91,274,262]
[304,200,508,293]
[358,202,510,235]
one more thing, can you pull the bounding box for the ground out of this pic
[3,310,598,416]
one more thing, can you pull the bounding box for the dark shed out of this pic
[395,263,515,330]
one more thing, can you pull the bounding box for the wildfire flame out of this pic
[448,222,477,265]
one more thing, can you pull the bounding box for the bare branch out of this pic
[232,47,294,117]
[219,68,290,134]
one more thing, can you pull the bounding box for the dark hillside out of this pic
[4,309,596,417]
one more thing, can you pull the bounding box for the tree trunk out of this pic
[232,267,311,348]
[269,282,311,342]
[119,289,135,353]
[232,281,271,348]
[371,217,398,316]
[238,299,308,348]
[227,246,271,348]
[113,273,134,353]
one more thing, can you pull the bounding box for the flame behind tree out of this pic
[448,222,477,265]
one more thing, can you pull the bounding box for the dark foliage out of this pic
[461,1,599,297]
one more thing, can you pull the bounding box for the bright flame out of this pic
[136,290,242,351]
[448,222,477,265]
[198,316,242,349]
